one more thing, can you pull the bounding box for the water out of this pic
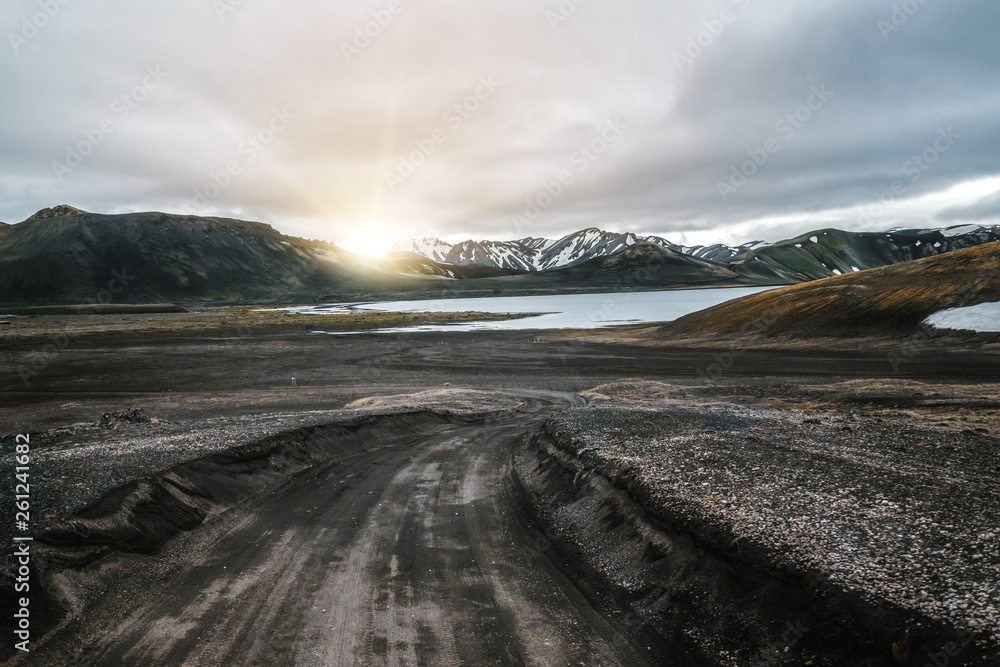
[293,286,775,333]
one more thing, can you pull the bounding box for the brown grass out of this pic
[0,307,535,342]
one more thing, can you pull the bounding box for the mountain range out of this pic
[386,229,761,272]
[1,205,998,307]
[387,225,1000,279]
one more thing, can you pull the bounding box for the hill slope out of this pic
[664,242,1000,338]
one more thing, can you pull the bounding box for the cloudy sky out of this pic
[3,0,999,252]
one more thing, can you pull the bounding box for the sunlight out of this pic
[336,223,400,256]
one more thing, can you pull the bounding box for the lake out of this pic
[292,286,775,333]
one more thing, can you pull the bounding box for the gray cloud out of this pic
[3,0,999,247]
[938,189,1000,223]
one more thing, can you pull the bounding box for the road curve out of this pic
[23,393,671,666]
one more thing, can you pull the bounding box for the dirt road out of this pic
[18,393,686,666]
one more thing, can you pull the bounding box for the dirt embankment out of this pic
[513,394,1000,666]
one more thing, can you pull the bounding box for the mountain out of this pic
[393,228,755,272]
[530,229,638,271]
[391,224,1000,283]
[21,204,88,222]
[5,207,1000,308]
[514,242,739,289]
[731,225,1000,284]
[386,238,454,263]
[677,241,765,262]
[0,210,421,307]
[661,241,1000,339]
[0,211,758,306]
[445,236,555,271]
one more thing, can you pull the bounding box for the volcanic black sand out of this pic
[2,314,999,666]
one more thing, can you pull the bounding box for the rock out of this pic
[97,408,151,428]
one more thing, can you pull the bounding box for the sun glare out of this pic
[336,225,399,257]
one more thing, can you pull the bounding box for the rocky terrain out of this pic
[516,381,1000,665]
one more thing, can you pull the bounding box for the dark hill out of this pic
[0,211,413,307]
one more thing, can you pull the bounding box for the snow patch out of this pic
[941,224,981,238]
[925,301,1000,333]
[389,238,454,263]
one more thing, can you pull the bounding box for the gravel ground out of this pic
[2,410,341,541]
[0,390,528,543]
[546,386,1000,657]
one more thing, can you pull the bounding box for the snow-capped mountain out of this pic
[385,223,1000,280]
[446,237,555,272]
[533,229,640,271]
[387,228,753,272]
[385,238,454,263]
[677,241,767,262]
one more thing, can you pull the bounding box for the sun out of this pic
[336,225,400,257]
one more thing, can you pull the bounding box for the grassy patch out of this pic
[0,307,537,342]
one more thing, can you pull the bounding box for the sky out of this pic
[3,0,1000,253]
